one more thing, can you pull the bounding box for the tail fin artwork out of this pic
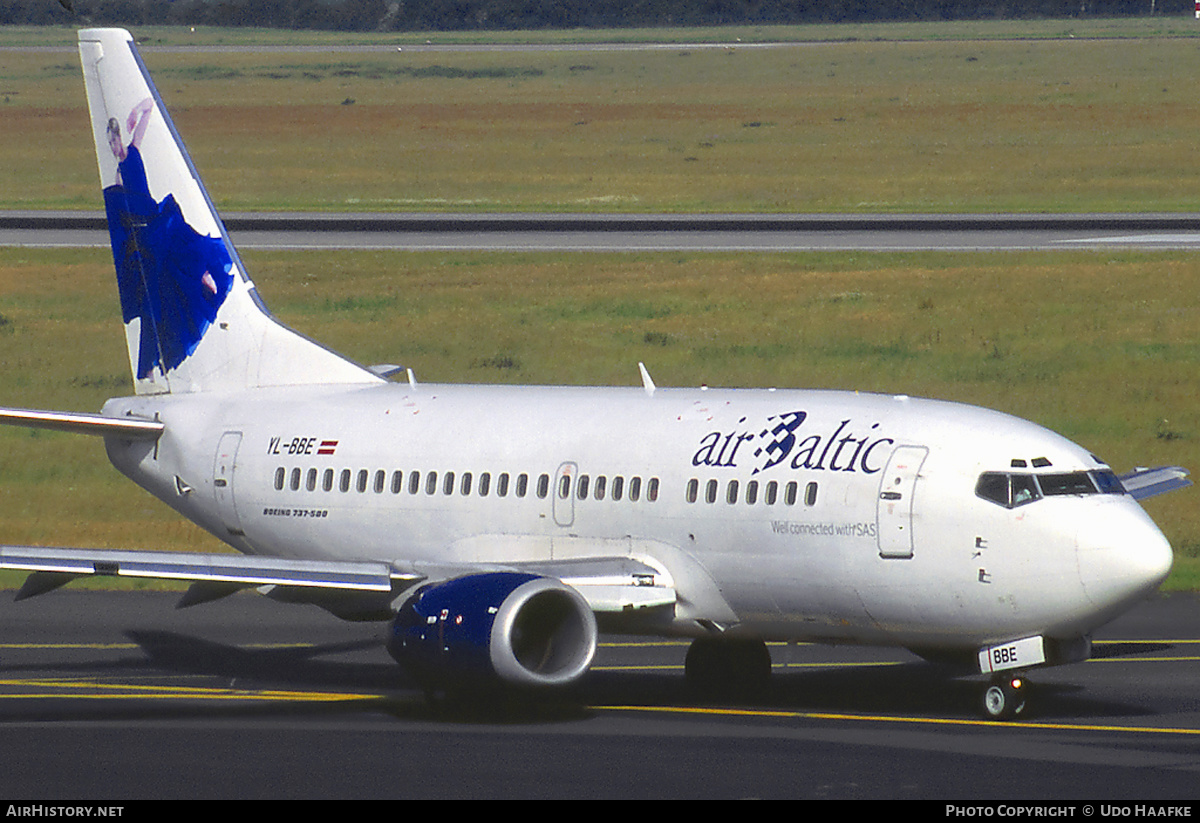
[79,29,378,395]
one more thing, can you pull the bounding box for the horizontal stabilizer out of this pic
[1118,466,1192,500]
[0,406,163,439]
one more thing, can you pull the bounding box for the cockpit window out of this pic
[975,472,1044,509]
[976,473,1011,507]
[976,469,1125,509]
[1011,474,1041,506]
[1038,472,1098,496]
[1091,469,1126,495]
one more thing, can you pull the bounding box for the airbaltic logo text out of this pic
[692,410,894,475]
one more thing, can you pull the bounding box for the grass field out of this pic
[3,21,1200,213]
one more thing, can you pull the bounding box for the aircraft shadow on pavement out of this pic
[583,659,1161,723]
[0,628,1164,725]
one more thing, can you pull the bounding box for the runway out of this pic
[4,211,1200,251]
[0,589,1197,799]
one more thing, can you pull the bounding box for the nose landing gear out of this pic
[981,674,1028,720]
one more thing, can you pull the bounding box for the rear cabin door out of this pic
[213,431,245,537]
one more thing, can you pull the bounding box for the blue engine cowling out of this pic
[387,572,598,690]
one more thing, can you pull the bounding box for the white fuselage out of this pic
[100,382,1173,655]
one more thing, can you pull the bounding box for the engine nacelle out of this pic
[388,572,598,691]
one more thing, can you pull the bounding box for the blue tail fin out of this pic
[79,28,378,395]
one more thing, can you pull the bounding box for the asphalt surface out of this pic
[4,211,1200,251]
[0,588,1196,799]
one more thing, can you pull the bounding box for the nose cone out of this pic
[1077,501,1173,623]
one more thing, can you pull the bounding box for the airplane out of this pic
[0,27,1190,720]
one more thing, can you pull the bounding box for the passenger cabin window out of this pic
[272,459,668,514]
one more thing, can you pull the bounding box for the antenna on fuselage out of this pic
[638,362,656,397]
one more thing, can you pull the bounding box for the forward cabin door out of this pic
[876,445,928,559]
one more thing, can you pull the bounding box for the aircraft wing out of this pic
[0,544,421,619]
[1118,466,1192,500]
[0,544,677,625]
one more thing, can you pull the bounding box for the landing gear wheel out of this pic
[980,675,1028,720]
[685,637,772,697]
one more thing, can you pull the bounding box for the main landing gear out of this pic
[980,673,1028,720]
[684,636,772,697]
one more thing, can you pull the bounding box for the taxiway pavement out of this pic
[0,589,1196,799]
[5,211,1200,251]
